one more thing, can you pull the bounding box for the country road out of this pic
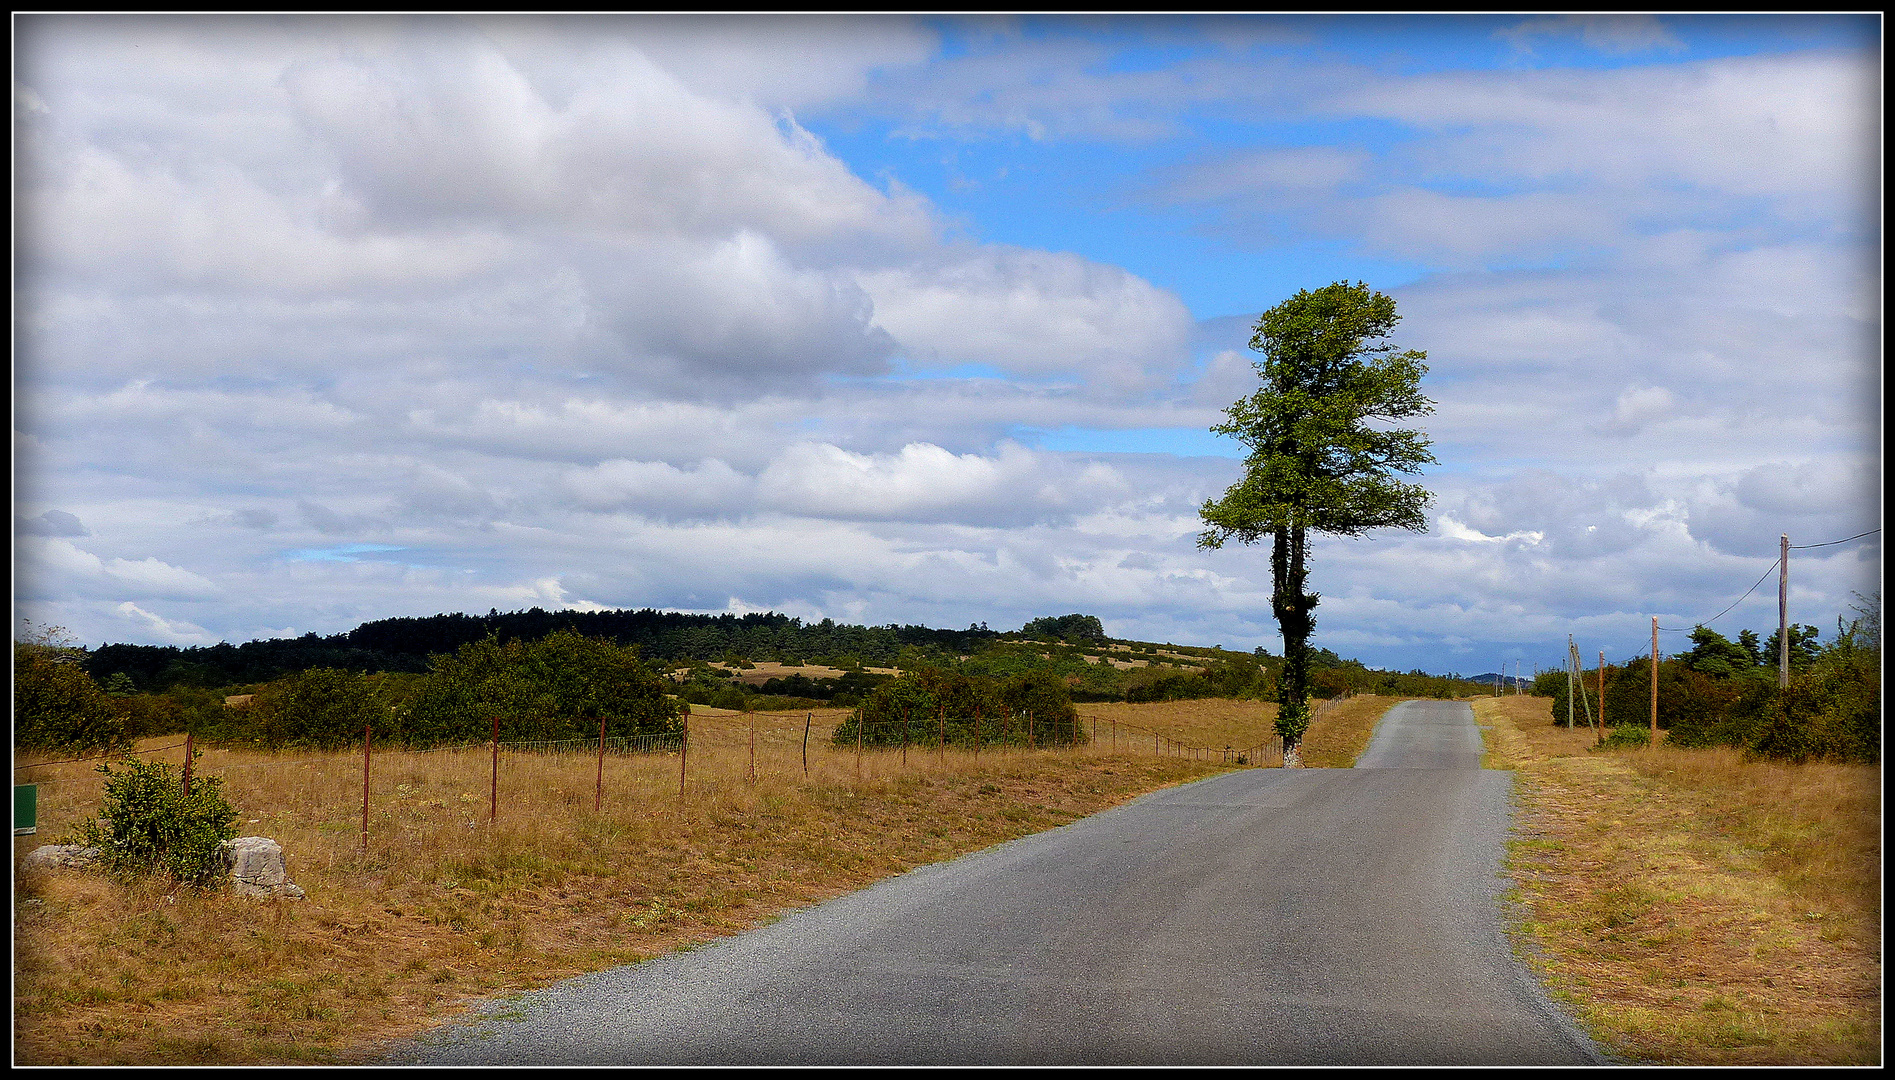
[389,700,1605,1065]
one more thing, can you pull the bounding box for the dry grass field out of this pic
[1477,696,1881,1065]
[13,701,1277,1065]
[1296,695,1402,768]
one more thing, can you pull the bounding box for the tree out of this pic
[400,629,685,747]
[1682,625,1761,679]
[1762,623,1822,675]
[1197,281,1436,766]
[14,624,128,754]
[1021,614,1106,642]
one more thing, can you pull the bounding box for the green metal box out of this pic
[14,784,36,836]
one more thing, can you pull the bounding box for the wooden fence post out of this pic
[362,723,370,850]
[596,716,606,812]
[679,709,689,797]
[182,730,192,795]
[491,716,499,823]
[802,712,811,777]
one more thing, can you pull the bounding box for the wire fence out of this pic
[12,700,1325,845]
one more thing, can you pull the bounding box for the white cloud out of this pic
[1494,15,1686,57]
[21,538,222,601]
[859,246,1195,387]
[11,17,1878,677]
[115,602,218,646]
[1437,516,1544,546]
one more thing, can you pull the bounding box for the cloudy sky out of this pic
[13,14,1882,674]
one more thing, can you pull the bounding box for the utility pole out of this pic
[1566,634,1574,730]
[1650,616,1659,744]
[1778,532,1790,687]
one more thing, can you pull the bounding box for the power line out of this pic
[1659,557,1780,633]
[1790,528,1880,550]
[1656,527,1880,634]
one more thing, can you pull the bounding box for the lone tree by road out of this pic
[1198,281,1436,767]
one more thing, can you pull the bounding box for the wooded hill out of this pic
[75,606,1504,709]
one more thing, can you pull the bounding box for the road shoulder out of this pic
[1477,696,1880,1065]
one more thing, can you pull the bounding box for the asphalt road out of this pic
[390,699,1603,1065]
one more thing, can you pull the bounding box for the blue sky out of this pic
[12,14,1882,674]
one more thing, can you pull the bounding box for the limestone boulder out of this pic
[22,844,101,871]
[218,836,306,899]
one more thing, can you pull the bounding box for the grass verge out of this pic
[13,702,1270,1064]
[1476,696,1880,1064]
[1298,695,1402,768]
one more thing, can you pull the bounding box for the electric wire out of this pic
[1789,528,1880,550]
[1655,526,1880,634]
[1658,558,1779,633]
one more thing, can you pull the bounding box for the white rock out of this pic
[22,844,101,871]
[218,836,306,899]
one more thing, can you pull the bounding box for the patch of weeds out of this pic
[1591,884,1656,931]
[627,898,680,930]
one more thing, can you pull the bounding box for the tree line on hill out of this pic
[16,606,1556,756]
[17,627,685,754]
[81,608,1021,693]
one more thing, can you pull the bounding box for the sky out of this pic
[12,14,1883,676]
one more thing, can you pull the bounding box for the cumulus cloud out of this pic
[15,509,88,537]
[20,538,222,601]
[1494,15,1687,57]
[11,16,1878,676]
[859,246,1195,387]
[115,602,218,646]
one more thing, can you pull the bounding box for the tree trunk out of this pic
[1273,524,1318,766]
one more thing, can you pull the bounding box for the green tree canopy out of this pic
[1198,281,1436,763]
[400,629,685,746]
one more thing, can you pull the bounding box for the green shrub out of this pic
[13,640,128,754]
[835,666,1084,747]
[1595,724,1651,750]
[248,667,384,749]
[400,629,684,747]
[69,752,239,886]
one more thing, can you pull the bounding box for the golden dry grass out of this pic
[13,705,1249,1065]
[1078,698,1280,763]
[1476,696,1881,1064]
[1297,695,1402,768]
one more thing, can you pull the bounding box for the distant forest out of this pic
[84,608,1020,691]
